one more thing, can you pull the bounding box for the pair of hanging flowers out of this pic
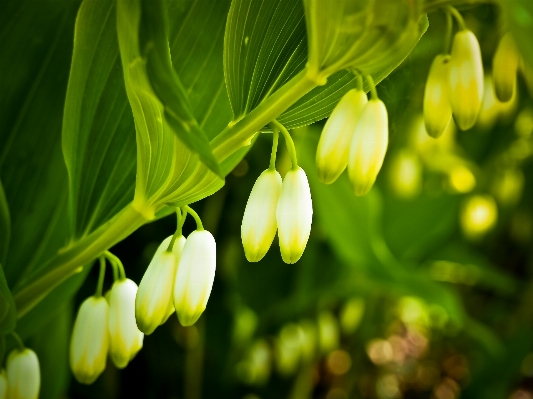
[70,205,216,384]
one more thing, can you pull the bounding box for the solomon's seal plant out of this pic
[1,0,532,395]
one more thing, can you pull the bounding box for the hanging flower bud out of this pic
[348,99,389,196]
[493,33,519,102]
[0,369,7,399]
[316,89,368,183]
[7,348,40,399]
[448,30,484,130]
[70,296,109,384]
[173,230,216,326]
[424,55,452,138]
[276,167,313,264]
[241,169,282,262]
[136,235,185,334]
[108,279,144,368]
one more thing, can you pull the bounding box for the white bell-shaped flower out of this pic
[6,348,40,399]
[241,169,282,262]
[493,33,519,103]
[136,235,186,334]
[276,167,313,264]
[108,278,144,368]
[449,29,484,130]
[70,296,109,384]
[348,99,389,196]
[0,369,7,399]
[173,230,216,326]
[316,89,368,184]
[424,55,452,138]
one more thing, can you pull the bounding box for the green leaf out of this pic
[62,0,136,239]
[0,0,79,285]
[116,0,224,217]
[140,0,222,177]
[0,264,16,334]
[0,180,9,265]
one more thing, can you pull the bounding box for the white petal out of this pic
[7,349,40,399]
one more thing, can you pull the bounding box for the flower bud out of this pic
[70,296,109,384]
[348,99,389,196]
[108,279,144,368]
[424,55,452,138]
[136,235,185,334]
[317,89,368,183]
[0,369,7,399]
[449,30,484,130]
[241,170,282,262]
[276,167,313,264]
[173,230,216,326]
[7,348,40,399]
[493,33,519,102]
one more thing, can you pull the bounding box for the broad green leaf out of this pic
[224,0,307,119]
[0,180,9,265]
[117,0,224,218]
[62,0,136,240]
[0,264,16,334]
[140,0,222,177]
[0,0,79,286]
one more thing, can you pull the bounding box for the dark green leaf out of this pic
[0,264,16,334]
[0,180,9,265]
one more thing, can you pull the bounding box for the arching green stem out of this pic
[269,127,279,171]
[105,251,126,280]
[366,75,379,100]
[184,205,204,231]
[168,208,188,251]
[446,6,466,31]
[11,332,25,350]
[444,10,453,54]
[95,256,106,297]
[270,119,298,170]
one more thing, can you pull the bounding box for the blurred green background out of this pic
[2,0,533,398]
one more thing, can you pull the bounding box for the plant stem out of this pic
[105,251,126,280]
[444,10,453,54]
[168,208,186,251]
[210,68,322,163]
[270,120,298,170]
[184,205,203,231]
[269,128,279,171]
[446,6,466,30]
[13,203,148,318]
[95,257,106,297]
[356,72,363,91]
[11,332,25,350]
[367,75,379,100]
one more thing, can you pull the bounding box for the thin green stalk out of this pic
[356,72,364,91]
[269,127,280,171]
[446,6,466,30]
[105,251,126,280]
[168,208,187,251]
[444,10,453,54]
[184,205,203,231]
[270,119,298,170]
[11,332,25,350]
[366,75,379,100]
[13,203,148,319]
[211,68,322,163]
[95,257,106,297]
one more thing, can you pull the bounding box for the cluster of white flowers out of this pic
[316,75,389,197]
[0,347,40,399]
[70,206,216,384]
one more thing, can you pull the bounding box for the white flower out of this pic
[241,170,282,262]
[276,167,313,264]
[173,230,216,326]
[316,89,368,183]
[70,296,109,384]
[136,235,186,334]
[493,33,519,102]
[424,55,452,138]
[348,99,389,196]
[0,369,7,399]
[108,279,144,368]
[449,29,484,130]
[7,348,40,399]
